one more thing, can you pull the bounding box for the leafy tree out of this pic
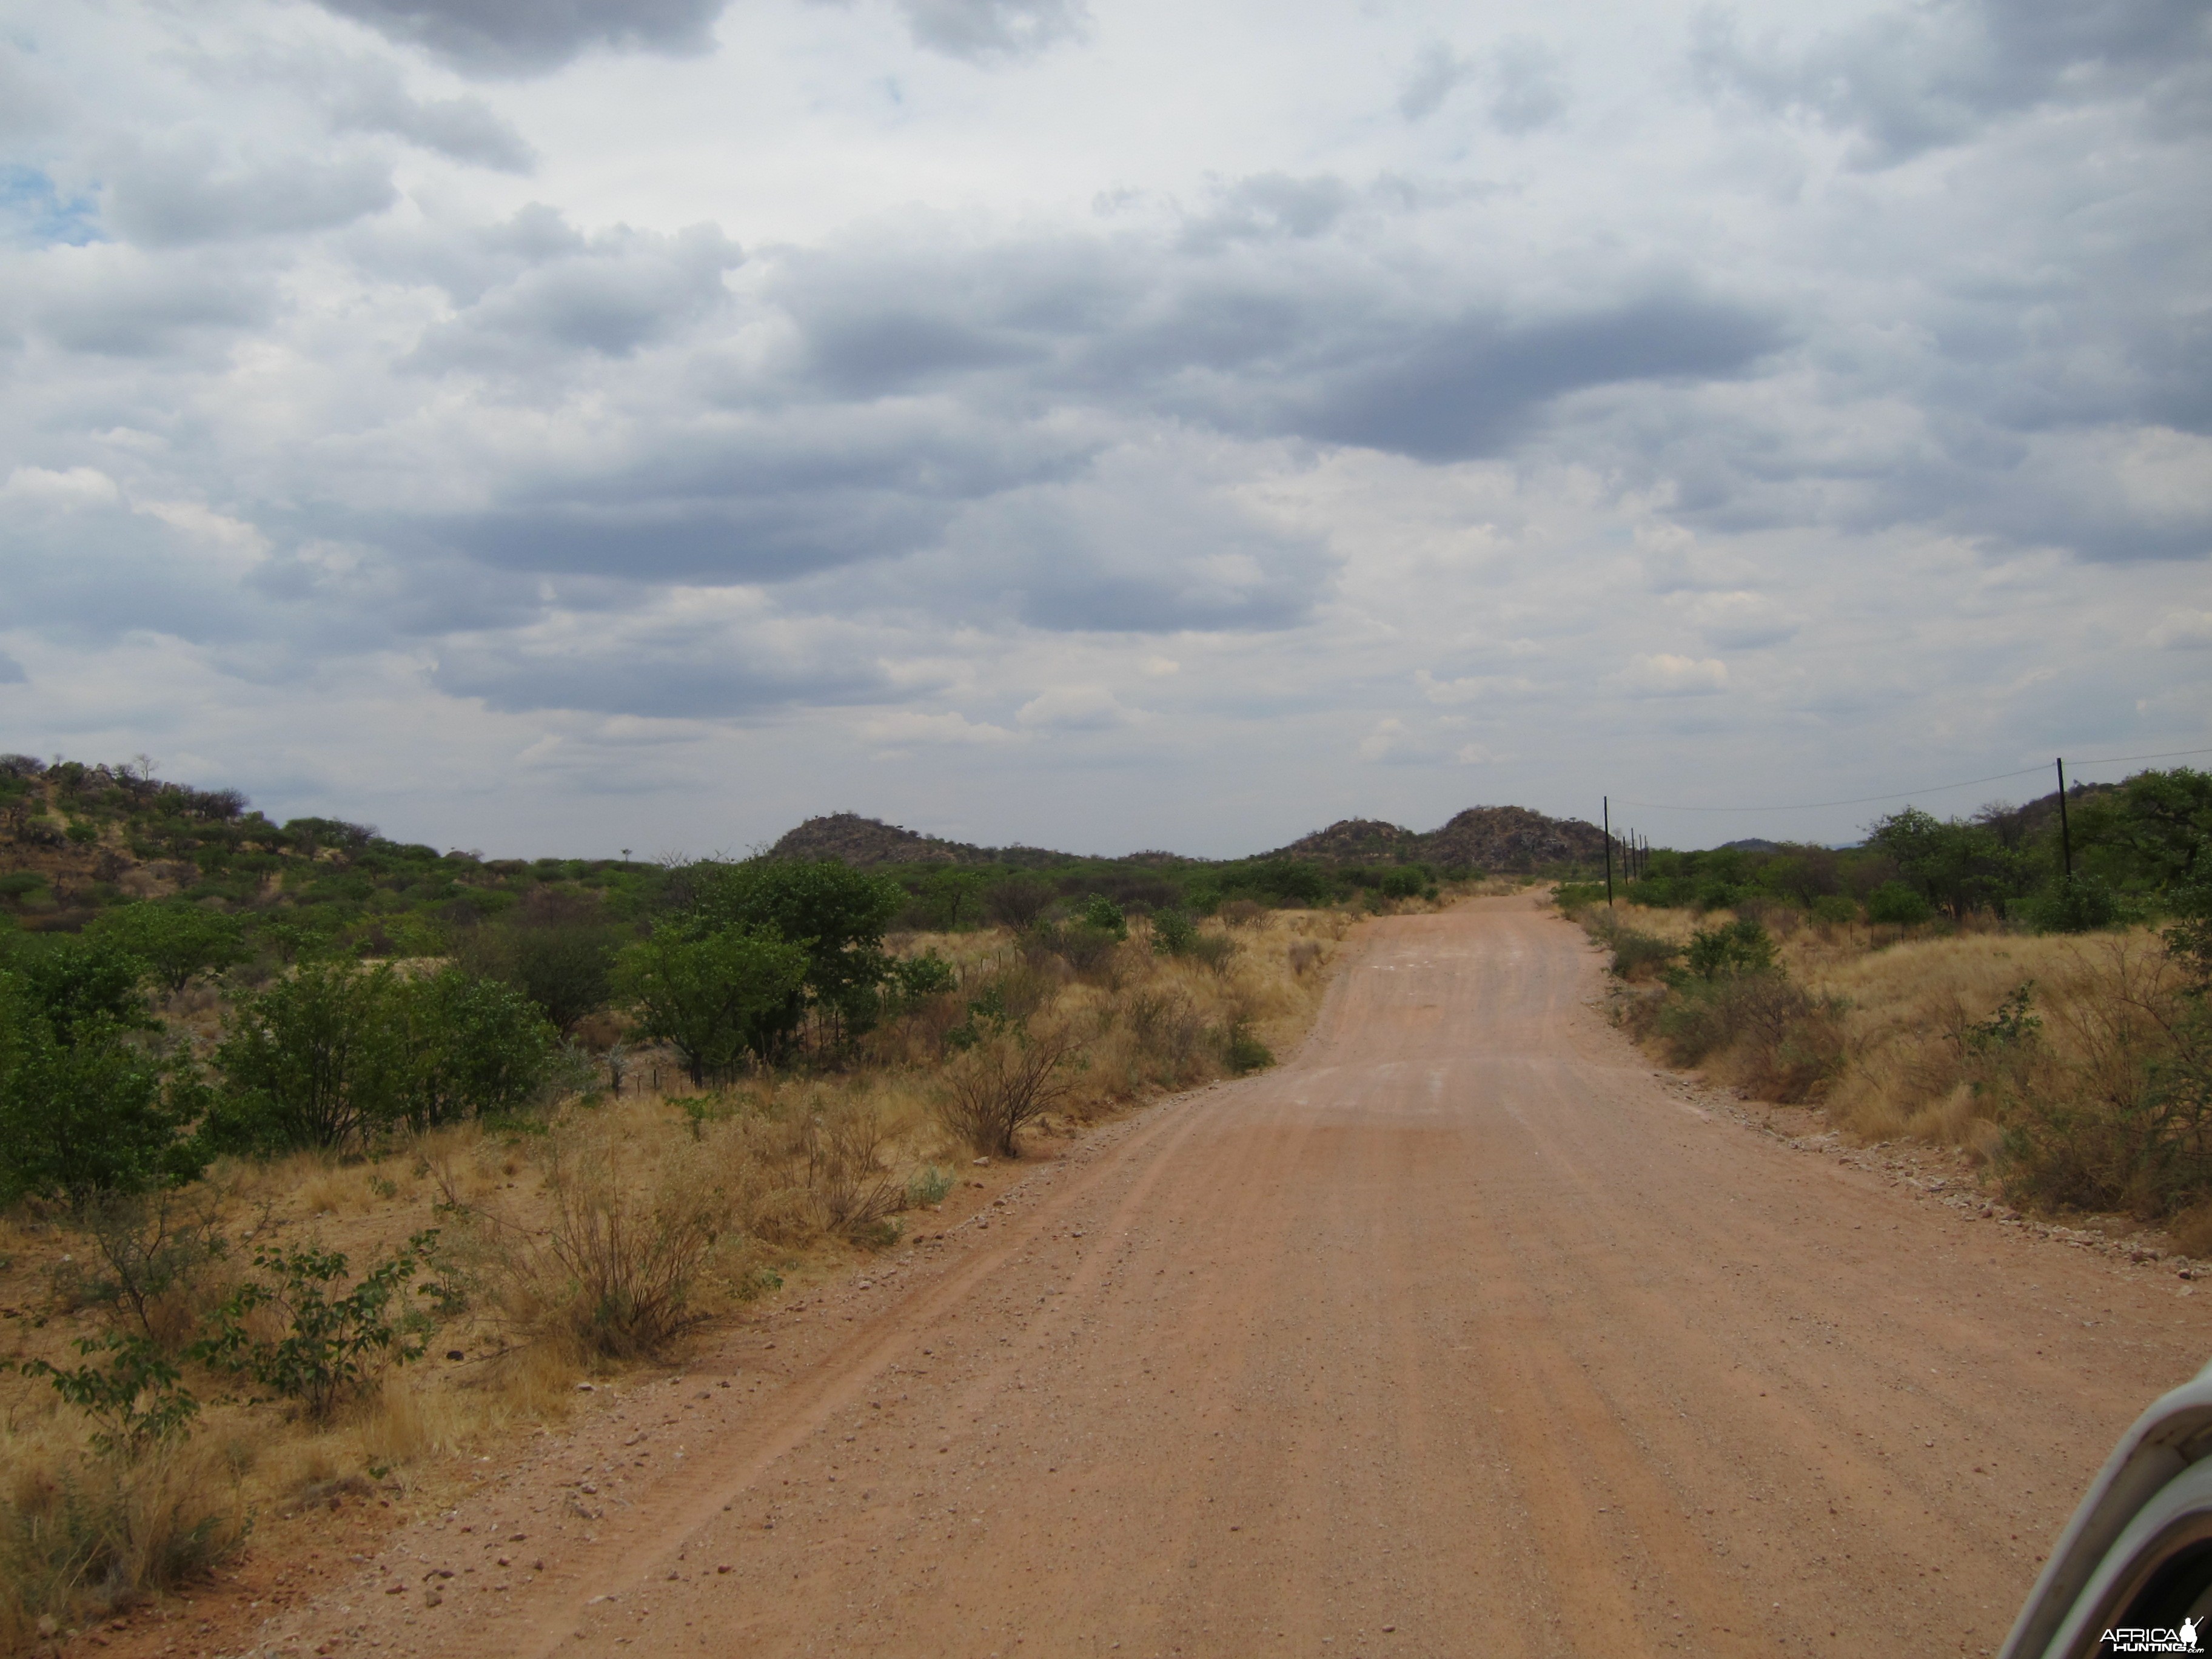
[1866,880,1936,926]
[2075,769,2212,890]
[394,968,558,1130]
[984,874,1051,929]
[206,961,406,1152]
[8,934,153,1041]
[1866,808,2031,920]
[614,924,809,1084]
[87,903,246,994]
[919,868,985,931]
[682,860,903,1050]
[1079,894,1128,939]
[0,952,206,1206]
[458,916,620,1035]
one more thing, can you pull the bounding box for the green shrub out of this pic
[458,917,620,1034]
[1079,894,1128,940]
[906,1165,953,1207]
[1224,1022,1273,1074]
[1646,974,1845,1101]
[1605,927,1681,980]
[1866,881,1936,926]
[192,1233,439,1421]
[680,860,905,1051]
[2017,874,2131,934]
[887,950,956,1008]
[612,924,810,1085]
[0,953,206,1205]
[394,968,558,1131]
[1809,893,1860,925]
[18,1333,199,1461]
[1151,910,1199,956]
[1378,866,1427,900]
[85,905,246,994]
[1683,917,1776,980]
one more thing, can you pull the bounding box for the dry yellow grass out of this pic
[1794,928,2156,1145]
[1585,898,2192,1199]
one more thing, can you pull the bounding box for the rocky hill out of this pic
[765,813,1066,870]
[1272,805,1609,873]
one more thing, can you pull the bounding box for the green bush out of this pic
[206,961,404,1152]
[1079,894,1128,940]
[887,950,956,1008]
[1809,893,1860,926]
[613,924,810,1085]
[1606,927,1681,980]
[395,970,558,1131]
[2017,875,2130,934]
[1646,974,1845,1101]
[1151,910,1199,956]
[85,905,246,995]
[18,1333,199,1462]
[1377,866,1427,900]
[0,948,206,1205]
[1682,917,1776,980]
[905,1165,954,1207]
[191,1232,438,1421]
[458,917,620,1035]
[1224,1022,1273,1074]
[208,961,558,1151]
[680,859,905,1051]
[1866,881,1936,926]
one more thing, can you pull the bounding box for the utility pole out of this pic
[1603,796,1615,908]
[2056,758,2073,881]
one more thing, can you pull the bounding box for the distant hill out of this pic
[1271,805,1609,873]
[769,804,1611,873]
[765,813,1069,870]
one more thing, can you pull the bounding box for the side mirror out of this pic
[2003,1361,2212,1657]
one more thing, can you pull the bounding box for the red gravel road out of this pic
[224,894,2212,1659]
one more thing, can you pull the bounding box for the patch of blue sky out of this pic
[1,166,102,246]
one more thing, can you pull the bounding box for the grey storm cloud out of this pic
[1694,0,2212,165]
[408,220,743,367]
[309,0,727,75]
[775,224,1785,462]
[331,80,536,172]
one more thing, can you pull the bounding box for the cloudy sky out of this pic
[2,0,2208,856]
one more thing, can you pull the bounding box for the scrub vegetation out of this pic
[1571,769,2212,1230]
[0,752,1415,1648]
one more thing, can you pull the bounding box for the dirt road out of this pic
[254,896,2212,1658]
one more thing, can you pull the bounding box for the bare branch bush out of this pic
[937,1023,1082,1158]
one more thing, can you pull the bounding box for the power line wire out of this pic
[1610,743,2212,815]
